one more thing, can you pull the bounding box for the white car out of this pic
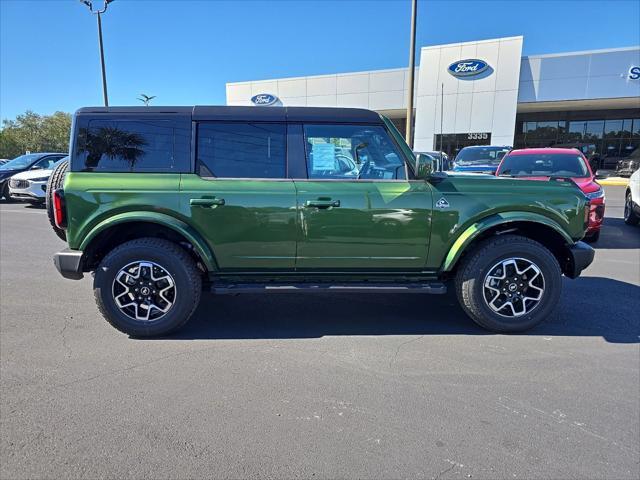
[8,157,67,204]
[625,168,640,226]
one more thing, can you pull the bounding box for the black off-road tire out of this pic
[624,191,640,226]
[45,159,68,240]
[93,238,202,337]
[455,234,562,333]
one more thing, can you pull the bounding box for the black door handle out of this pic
[305,199,340,209]
[190,198,225,207]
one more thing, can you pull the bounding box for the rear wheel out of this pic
[624,191,640,226]
[455,235,562,332]
[45,159,69,240]
[93,238,202,337]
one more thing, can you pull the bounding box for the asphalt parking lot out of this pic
[1,186,638,479]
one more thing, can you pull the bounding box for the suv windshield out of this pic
[497,153,589,178]
[0,153,40,171]
[455,147,510,165]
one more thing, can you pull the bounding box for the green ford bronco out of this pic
[50,106,594,337]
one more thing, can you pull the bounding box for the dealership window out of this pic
[197,123,286,178]
[515,114,640,169]
[632,119,640,139]
[584,121,604,141]
[303,124,406,180]
[604,119,624,138]
[75,119,189,172]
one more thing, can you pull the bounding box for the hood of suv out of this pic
[10,168,54,181]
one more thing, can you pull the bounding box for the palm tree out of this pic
[78,126,147,170]
[137,94,156,106]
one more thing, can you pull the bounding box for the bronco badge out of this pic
[435,197,450,209]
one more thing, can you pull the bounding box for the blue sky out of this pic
[1,0,639,121]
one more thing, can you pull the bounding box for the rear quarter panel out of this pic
[63,172,183,250]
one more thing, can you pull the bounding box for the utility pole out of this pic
[80,1,113,107]
[405,0,417,149]
[440,83,444,155]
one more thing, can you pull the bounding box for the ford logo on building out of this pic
[448,59,490,78]
[251,93,278,106]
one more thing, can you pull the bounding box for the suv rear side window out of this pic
[74,119,189,172]
[303,124,406,180]
[197,123,286,178]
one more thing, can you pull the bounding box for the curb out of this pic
[598,178,630,186]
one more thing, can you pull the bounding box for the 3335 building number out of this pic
[467,132,489,140]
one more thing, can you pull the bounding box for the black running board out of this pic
[208,282,447,295]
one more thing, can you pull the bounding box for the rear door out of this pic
[180,121,297,271]
[293,123,433,270]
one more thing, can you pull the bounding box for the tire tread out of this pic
[455,234,561,332]
[94,237,202,336]
[45,159,69,241]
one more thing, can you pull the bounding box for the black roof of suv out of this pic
[75,106,383,124]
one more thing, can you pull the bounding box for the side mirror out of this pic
[414,153,435,179]
[31,165,43,170]
[415,153,447,183]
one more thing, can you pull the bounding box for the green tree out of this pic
[0,111,72,159]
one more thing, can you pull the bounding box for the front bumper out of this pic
[564,241,595,279]
[53,249,84,280]
[9,180,47,202]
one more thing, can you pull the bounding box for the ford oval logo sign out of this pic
[251,93,278,106]
[448,59,490,78]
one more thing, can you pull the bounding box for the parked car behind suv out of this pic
[9,156,68,204]
[51,106,594,337]
[625,168,640,226]
[496,148,605,242]
[0,152,67,200]
[451,145,512,174]
[615,147,640,177]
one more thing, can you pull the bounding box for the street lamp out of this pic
[405,0,417,149]
[80,0,114,107]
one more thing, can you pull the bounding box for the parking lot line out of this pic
[1,209,45,214]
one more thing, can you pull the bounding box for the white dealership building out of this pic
[226,36,640,162]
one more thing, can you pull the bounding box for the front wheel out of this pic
[455,235,562,332]
[94,238,202,337]
[624,191,640,226]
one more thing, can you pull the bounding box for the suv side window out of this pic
[197,123,286,178]
[32,156,62,170]
[303,124,406,180]
[74,119,189,172]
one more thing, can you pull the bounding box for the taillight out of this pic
[53,189,66,229]
[584,203,590,229]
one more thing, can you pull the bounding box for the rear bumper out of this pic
[53,249,84,280]
[564,241,595,279]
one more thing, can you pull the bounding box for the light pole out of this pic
[405,0,417,149]
[80,0,113,107]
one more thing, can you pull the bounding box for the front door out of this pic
[181,121,297,271]
[295,123,433,271]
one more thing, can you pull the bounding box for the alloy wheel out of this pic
[112,261,176,321]
[483,257,545,317]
